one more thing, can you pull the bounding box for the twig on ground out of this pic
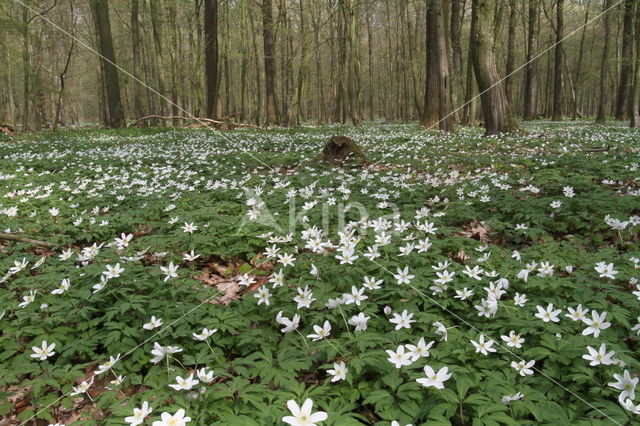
[0,233,54,248]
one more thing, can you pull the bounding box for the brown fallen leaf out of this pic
[457,248,469,261]
[457,220,491,243]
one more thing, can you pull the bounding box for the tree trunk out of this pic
[294,0,307,125]
[204,0,220,119]
[596,0,612,124]
[450,0,464,111]
[0,5,15,125]
[341,0,362,126]
[166,3,180,126]
[91,0,125,128]
[631,2,640,127]
[505,0,517,106]
[311,2,325,123]
[523,0,539,121]
[462,14,478,127]
[248,5,262,125]
[617,0,635,120]
[332,7,346,124]
[21,4,30,131]
[471,0,518,135]
[262,0,280,125]
[54,38,74,131]
[149,0,167,122]
[131,0,144,121]
[366,10,374,121]
[422,0,454,131]
[552,0,564,121]
[573,2,590,120]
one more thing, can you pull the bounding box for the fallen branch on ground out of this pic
[0,233,54,248]
[129,115,262,130]
[583,145,611,153]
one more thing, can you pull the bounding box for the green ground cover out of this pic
[0,122,638,425]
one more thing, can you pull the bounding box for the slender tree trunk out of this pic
[523,0,539,121]
[422,0,454,131]
[450,0,464,112]
[54,38,74,131]
[239,0,248,122]
[574,3,590,120]
[505,0,517,106]
[617,0,635,120]
[408,5,422,117]
[221,4,229,118]
[366,10,374,121]
[262,0,280,125]
[32,26,47,131]
[471,0,518,135]
[21,5,30,131]
[311,3,325,123]
[131,0,144,121]
[249,5,262,125]
[631,2,640,126]
[332,7,346,123]
[463,15,478,127]
[204,0,220,119]
[341,0,362,126]
[295,0,307,124]
[596,0,613,124]
[91,0,125,128]
[166,3,180,126]
[552,0,564,121]
[149,0,166,121]
[0,6,15,125]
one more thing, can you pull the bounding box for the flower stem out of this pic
[295,329,311,353]
[337,304,355,340]
[324,339,346,358]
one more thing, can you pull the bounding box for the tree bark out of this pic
[0,3,15,125]
[596,0,612,124]
[204,0,220,119]
[523,0,539,121]
[573,2,590,120]
[366,10,374,121]
[422,0,454,131]
[262,0,280,125]
[53,37,74,131]
[617,0,635,120]
[450,0,464,111]
[131,0,144,121]
[504,0,517,106]
[149,0,166,121]
[294,0,307,124]
[630,2,640,127]
[552,0,564,121]
[341,0,362,126]
[248,5,262,125]
[462,13,478,127]
[91,0,125,128]
[21,4,30,131]
[471,0,518,135]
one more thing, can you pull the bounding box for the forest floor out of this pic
[0,121,639,425]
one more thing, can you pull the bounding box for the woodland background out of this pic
[0,0,638,133]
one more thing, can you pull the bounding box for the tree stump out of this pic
[0,124,15,138]
[320,135,365,165]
